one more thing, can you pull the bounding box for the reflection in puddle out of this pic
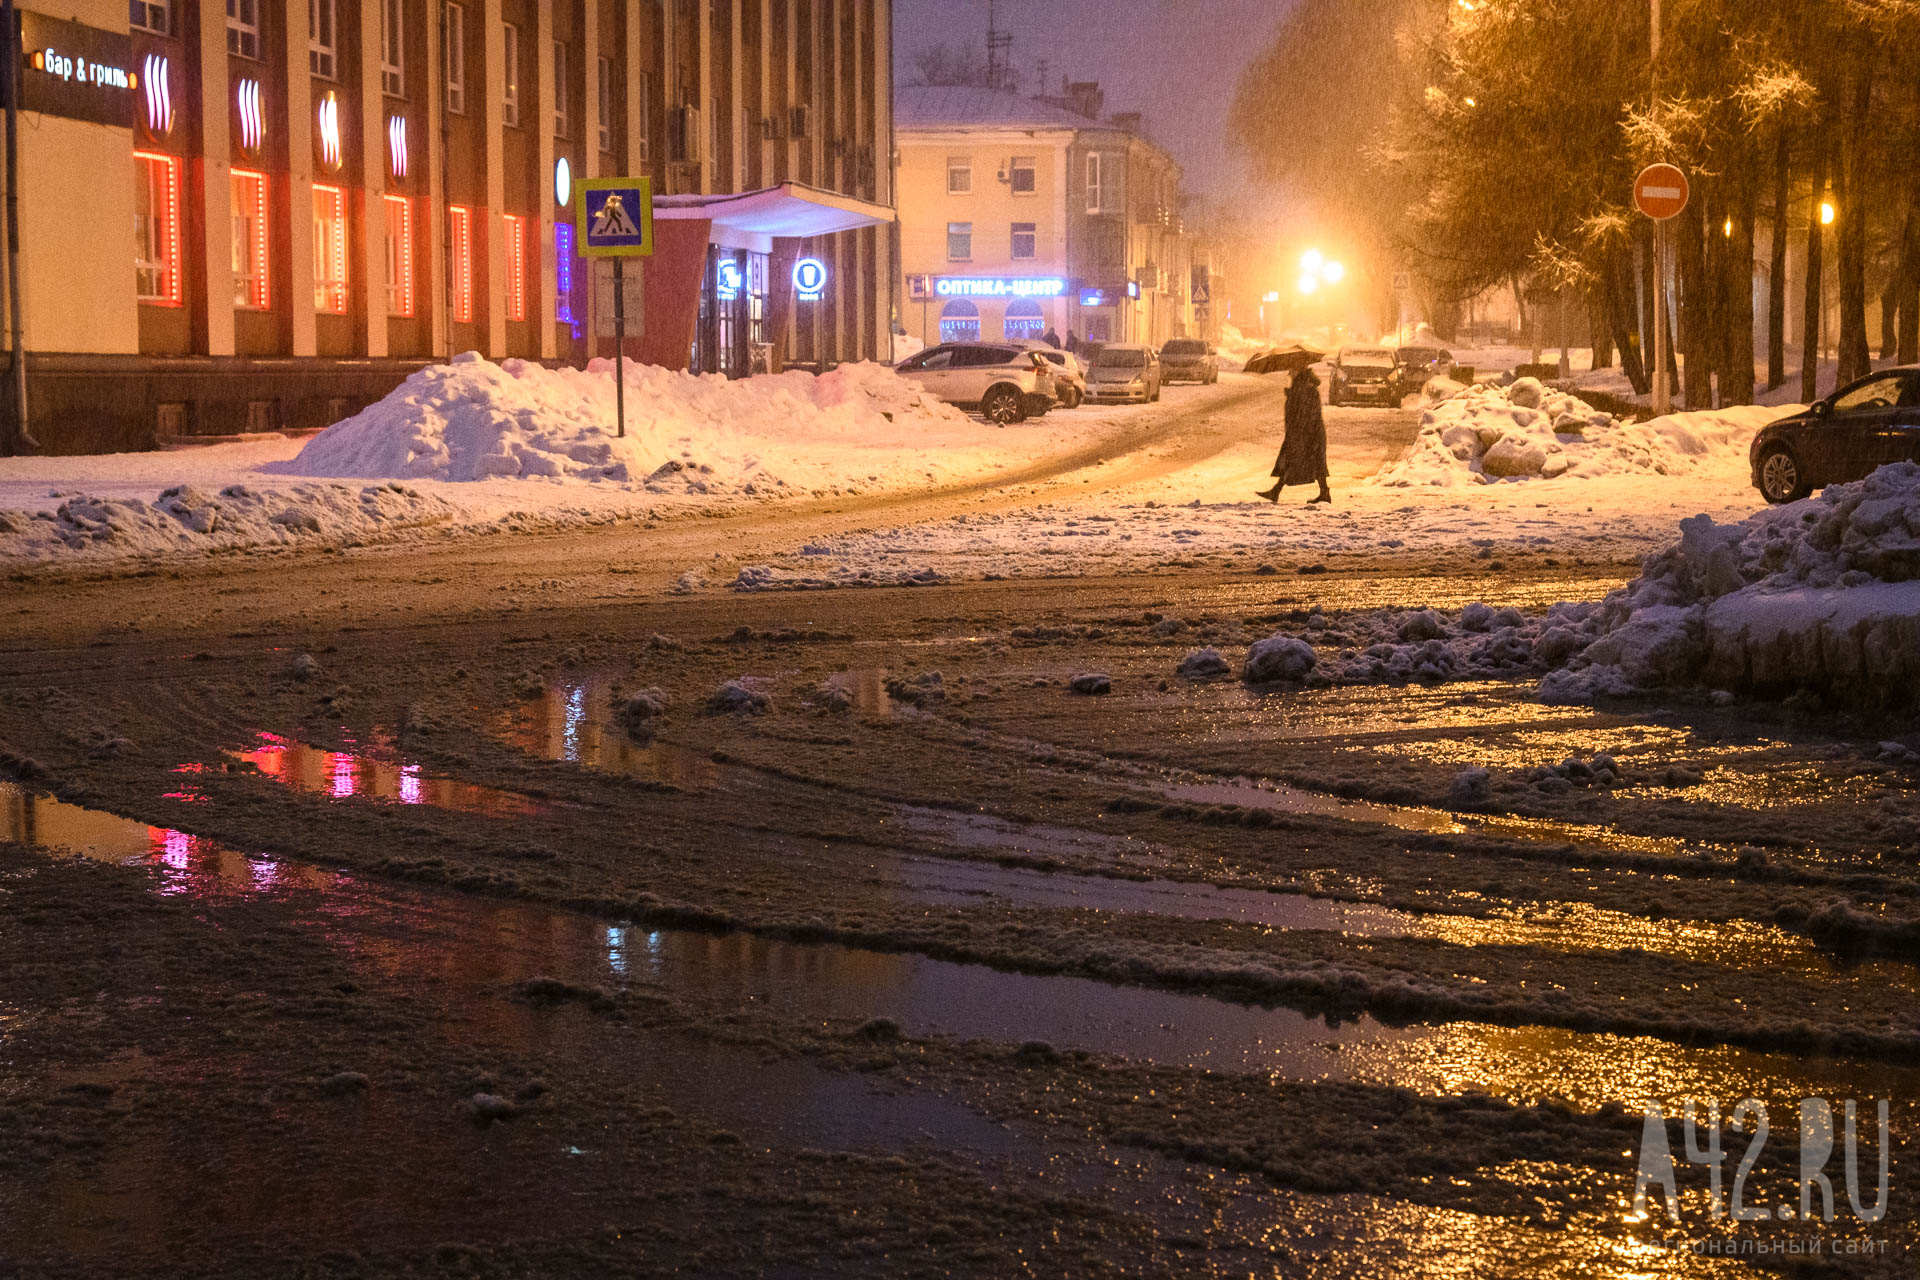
[0,782,335,898]
[233,731,545,816]
[501,679,728,788]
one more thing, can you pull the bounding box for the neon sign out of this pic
[236,78,264,153]
[934,277,1066,299]
[387,115,409,178]
[141,53,172,136]
[31,47,131,89]
[554,157,572,208]
[793,257,828,302]
[716,258,743,302]
[316,92,341,170]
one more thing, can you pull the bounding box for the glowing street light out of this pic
[1820,200,1836,225]
[1322,260,1345,284]
[1300,249,1324,275]
[1297,275,1319,295]
[1262,290,1280,303]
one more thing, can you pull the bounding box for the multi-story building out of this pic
[894,83,1197,353]
[1,0,894,455]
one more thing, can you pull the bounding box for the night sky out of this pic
[892,0,1293,199]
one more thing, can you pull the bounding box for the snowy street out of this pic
[4,363,1918,1275]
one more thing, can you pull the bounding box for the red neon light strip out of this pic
[449,205,473,323]
[133,150,181,307]
[385,194,414,317]
[502,214,526,321]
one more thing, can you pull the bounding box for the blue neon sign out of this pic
[935,276,1067,299]
[793,257,828,302]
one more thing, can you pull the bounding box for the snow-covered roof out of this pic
[895,86,1095,133]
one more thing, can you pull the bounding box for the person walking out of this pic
[1256,364,1331,504]
[1041,326,1063,349]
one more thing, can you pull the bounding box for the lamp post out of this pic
[1649,0,1670,416]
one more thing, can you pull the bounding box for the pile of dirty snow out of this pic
[1373,377,1794,487]
[277,352,972,492]
[1213,324,1266,370]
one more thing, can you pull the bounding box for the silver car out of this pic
[1020,342,1088,408]
[1086,344,1162,404]
[1158,337,1218,385]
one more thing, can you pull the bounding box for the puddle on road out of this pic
[232,731,546,816]
[500,680,732,788]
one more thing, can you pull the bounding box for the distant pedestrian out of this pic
[1256,365,1331,505]
[1065,329,1081,355]
[1042,327,1062,349]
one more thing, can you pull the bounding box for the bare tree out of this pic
[907,43,993,89]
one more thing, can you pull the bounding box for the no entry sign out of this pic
[1634,164,1690,221]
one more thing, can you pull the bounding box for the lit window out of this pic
[1009,156,1036,195]
[384,194,415,317]
[444,3,465,113]
[448,205,473,323]
[1004,299,1044,341]
[1085,152,1103,214]
[133,151,182,306]
[946,221,972,262]
[230,169,269,310]
[596,56,612,153]
[553,41,569,138]
[502,214,527,322]
[312,184,348,314]
[947,157,971,195]
[1011,221,1036,260]
[555,223,576,329]
[131,1,170,35]
[309,0,337,78]
[502,23,520,126]
[227,0,261,59]
[380,0,405,97]
[939,299,979,344]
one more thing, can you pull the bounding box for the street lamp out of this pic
[1820,200,1836,225]
[1298,275,1319,295]
[1322,260,1345,284]
[1300,249,1324,275]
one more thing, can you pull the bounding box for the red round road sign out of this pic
[1634,163,1690,221]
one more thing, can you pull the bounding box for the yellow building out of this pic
[894,84,1198,351]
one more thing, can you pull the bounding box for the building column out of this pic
[623,0,644,175]
[427,0,451,356]
[537,2,563,357]
[872,0,893,356]
[194,8,234,356]
[482,0,508,357]
[283,10,317,357]
[358,0,390,357]
[697,0,713,193]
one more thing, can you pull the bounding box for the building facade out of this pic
[894,84,1198,353]
[3,0,893,455]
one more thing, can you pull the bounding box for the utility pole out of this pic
[1,0,31,453]
[1649,0,1671,415]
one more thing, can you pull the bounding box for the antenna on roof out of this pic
[986,0,1014,91]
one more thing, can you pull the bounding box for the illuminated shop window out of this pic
[939,299,979,344]
[448,205,473,323]
[227,0,261,59]
[502,214,527,322]
[312,184,348,315]
[133,151,182,306]
[131,1,170,36]
[230,169,270,310]
[1003,299,1045,341]
[555,223,576,330]
[384,194,415,317]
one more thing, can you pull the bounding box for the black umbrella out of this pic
[1243,340,1325,375]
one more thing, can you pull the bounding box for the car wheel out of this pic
[1757,444,1811,504]
[1066,388,1083,409]
[982,386,1026,426]
[1151,385,1161,402]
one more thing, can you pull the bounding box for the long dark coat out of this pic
[1272,367,1328,485]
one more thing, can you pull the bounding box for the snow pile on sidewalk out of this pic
[1372,378,1791,487]
[277,352,973,491]
[0,481,455,565]
[1213,324,1266,370]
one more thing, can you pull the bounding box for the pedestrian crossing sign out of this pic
[578,178,653,257]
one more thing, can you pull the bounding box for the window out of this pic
[133,152,182,306]
[938,300,980,344]
[230,169,269,309]
[636,72,651,160]
[502,214,527,321]
[312,184,348,314]
[1003,299,1044,341]
[947,156,971,195]
[1086,152,1103,213]
[227,0,261,58]
[502,23,520,126]
[1835,376,1903,413]
[555,223,577,330]
[131,1,169,35]
[946,221,972,261]
[1011,222,1036,260]
[444,3,465,113]
[385,194,414,317]
[309,0,337,78]
[553,41,569,138]
[597,56,612,152]
[447,205,473,323]
[1009,156,1036,195]
[380,0,404,96]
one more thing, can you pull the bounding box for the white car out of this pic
[895,343,1058,424]
[1019,342,1087,408]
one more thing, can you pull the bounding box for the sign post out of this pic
[1634,163,1689,416]
[577,178,654,439]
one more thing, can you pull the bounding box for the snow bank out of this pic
[277,352,973,492]
[1373,379,1795,488]
[1213,324,1266,371]
[0,481,454,565]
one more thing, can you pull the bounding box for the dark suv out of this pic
[1750,366,1920,502]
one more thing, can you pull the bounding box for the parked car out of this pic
[1750,366,1920,503]
[1085,344,1162,404]
[1328,346,1404,407]
[1021,342,1088,408]
[1158,337,1218,385]
[1395,345,1454,384]
[895,343,1058,424]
